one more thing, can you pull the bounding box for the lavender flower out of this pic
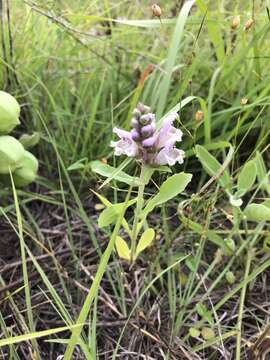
[110,128,138,157]
[155,146,185,166]
[111,104,185,166]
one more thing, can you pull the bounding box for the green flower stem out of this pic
[130,165,146,263]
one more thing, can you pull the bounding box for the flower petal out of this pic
[155,147,185,166]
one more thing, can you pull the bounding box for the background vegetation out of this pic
[0,0,270,359]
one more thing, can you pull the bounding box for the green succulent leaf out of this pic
[0,91,20,134]
[0,136,25,174]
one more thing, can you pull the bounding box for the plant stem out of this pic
[130,165,146,263]
[236,248,253,360]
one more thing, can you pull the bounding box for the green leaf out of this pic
[196,303,214,326]
[185,256,197,272]
[189,328,201,338]
[136,228,155,257]
[195,145,231,189]
[67,158,88,171]
[263,199,270,208]
[142,172,192,216]
[244,203,270,222]
[201,327,215,340]
[181,216,230,252]
[19,132,40,149]
[90,160,140,186]
[115,236,130,261]
[92,190,113,207]
[256,152,270,195]
[98,199,137,228]
[156,0,195,118]
[237,160,257,196]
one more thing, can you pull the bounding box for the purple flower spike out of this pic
[155,147,185,166]
[110,127,138,157]
[110,104,185,167]
[131,117,139,130]
[139,113,155,125]
[131,129,140,141]
[156,112,182,149]
[141,123,155,137]
[142,135,156,148]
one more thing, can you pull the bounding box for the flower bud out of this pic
[0,91,20,134]
[131,129,140,141]
[139,114,151,125]
[231,15,240,30]
[142,136,156,148]
[137,103,150,114]
[141,123,155,137]
[0,135,25,174]
[201,327,215,340]
[244,18,254,31]
[132,109,141,119]
[131,117,139,130]
[226,271,236,284]
[151,4,162,18]
[195,110,203,123]
[12,151,38,187]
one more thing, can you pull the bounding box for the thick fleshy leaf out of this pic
[142,172,192,216]
[195,145,231,190]
[244,203,270,222]
[136,228,155,257]
[115,236,130,261]
[237,160,257,196]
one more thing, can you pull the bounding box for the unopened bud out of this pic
[141,123,155,137]
[226,271,236,284]
[131,117,139,130]
[139,113,152,125]
[131,129,140,141]
[195,110,203,123]
[244,18,254,31]
[151,4,162,18]
[137,103,150,114]
[240,98,248,105]
[132,108,141,119]
[231,15,240,30]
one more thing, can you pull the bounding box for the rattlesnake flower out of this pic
[0,91,20,134]
[110,103,185,166]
